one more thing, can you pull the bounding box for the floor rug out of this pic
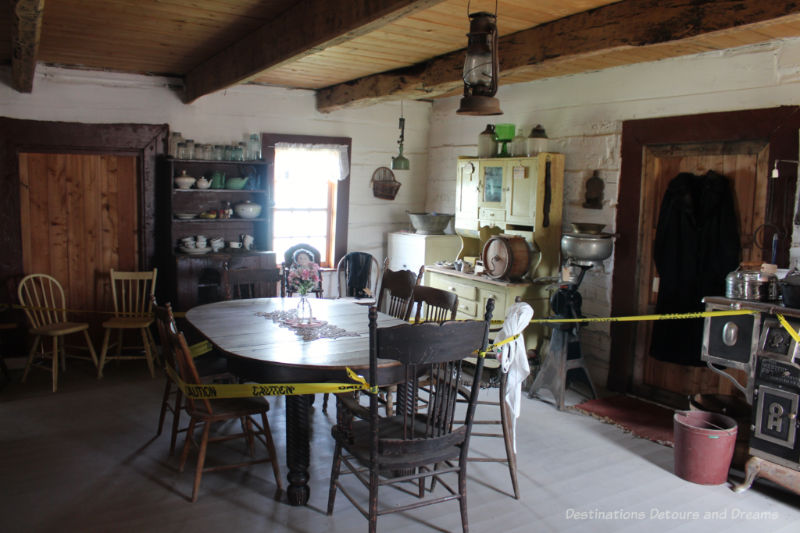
[572,395,675,447]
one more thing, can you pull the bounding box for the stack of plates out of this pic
[175,213,197,220]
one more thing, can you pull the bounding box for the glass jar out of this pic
[213,144,225,161]
[224,145,234,160]
[477,124,497,158]
[194,143,208,160]
[168,132,182,158]
[176,142,189,160]
[237,142,247,161]
[511,128,527,157]
[184,139,195,160]
[247,133,261,160]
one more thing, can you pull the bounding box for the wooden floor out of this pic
[1,361,799,533]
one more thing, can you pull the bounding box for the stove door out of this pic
[702,310,757,370]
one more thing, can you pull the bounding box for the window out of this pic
[263,134,351,268]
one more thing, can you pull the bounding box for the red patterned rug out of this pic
[572,395,675,447]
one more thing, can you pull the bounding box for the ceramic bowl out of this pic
[174,176,196,189]
[234,201,262,219]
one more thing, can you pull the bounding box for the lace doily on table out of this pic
[256,310,361,341]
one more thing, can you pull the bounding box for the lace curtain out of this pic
[274,142,350,183]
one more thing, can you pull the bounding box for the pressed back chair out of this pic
[17,273,98,392]
[226,268,282,299]
[97,269,158,378]
[327,302,493,533]
[163,314,282,502]
[375,261,423,320]
[409,285,459,323]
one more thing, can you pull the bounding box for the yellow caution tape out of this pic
[477,333,520,358]
[164,364,374,399]
[777,314,800,344]
[526,309,757,325]
[188,340,212,358]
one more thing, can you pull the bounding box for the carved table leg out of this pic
[285,394,311,505]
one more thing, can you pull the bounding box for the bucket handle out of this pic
[675,410,737,435]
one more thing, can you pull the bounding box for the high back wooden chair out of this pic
[375,261,423,320]
[408,285,459,323]
[153,298,230,455]
[166,320,282,502]
[327,302,493,533]
[336,251,381,303]
[281,243,324,298]
[226,268,282,299]
[17,273,98,392]
[97,269,158,378]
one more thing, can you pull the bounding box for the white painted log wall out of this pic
[426,37,800,386]
[0,65,430,264]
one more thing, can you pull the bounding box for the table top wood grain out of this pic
[185,298,406,371]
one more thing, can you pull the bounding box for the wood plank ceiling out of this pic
[5,0,800,112]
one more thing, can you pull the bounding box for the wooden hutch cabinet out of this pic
[156,157,277,311]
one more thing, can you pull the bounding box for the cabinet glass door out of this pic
[481,164,505,207]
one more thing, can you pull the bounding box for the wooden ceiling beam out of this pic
[10,0,46,93]
[183,0,447,104]
[316,0,800,112]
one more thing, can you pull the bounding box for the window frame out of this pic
[262,133,351,268]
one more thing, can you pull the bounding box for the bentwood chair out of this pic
[165,316,282,502]
[327,302,493,533]
[336,251,380,303]
[281,244,324,298]
[97,269,158,378]
[153,298,230,455]
[17,273,98,392]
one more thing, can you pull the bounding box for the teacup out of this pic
[211,240,224,252]
[228,241,242,249]
[243,234,254,250]
[196,237,207,247]
[182,240,196,249]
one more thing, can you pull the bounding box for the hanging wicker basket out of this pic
[370,167,401,200]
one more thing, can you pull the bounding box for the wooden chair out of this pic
[281,243,324,298]
[336,251,381,303]
[166,317,282,502]
[457,299,532,500]
[408,284,458,323]
[17,273,98,392]
[327,302,493,533]
[376,261,423,320]
[153,298,229,455]
[226,268,282,299]
[97,269,158,378]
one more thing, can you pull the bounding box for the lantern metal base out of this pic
[457,95,503,116]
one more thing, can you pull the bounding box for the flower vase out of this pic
[296,295,313,324]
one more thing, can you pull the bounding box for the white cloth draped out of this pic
[496,301,533,452]
[274,142,350,182]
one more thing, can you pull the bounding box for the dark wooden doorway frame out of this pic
[608,106,800,393]
[0,118,167,285]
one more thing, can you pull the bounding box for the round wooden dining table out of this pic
[185,297,406,506]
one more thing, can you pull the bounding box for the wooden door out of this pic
[18,153,139,331]
[633,141,768,399]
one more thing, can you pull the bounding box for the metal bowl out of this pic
[561,232,614,262]
[570,222,606,235]
[407,212,453,235]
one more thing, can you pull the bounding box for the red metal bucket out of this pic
[673,410,738,485]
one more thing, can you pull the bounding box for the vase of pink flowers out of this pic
[287,261,320,324]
